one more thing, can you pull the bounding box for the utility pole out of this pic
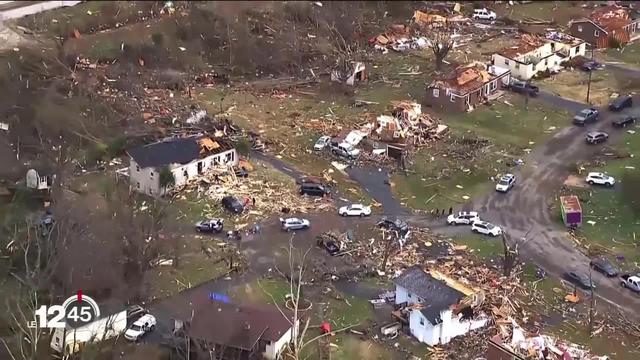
[588,266,595,335]
[586,47,595,104]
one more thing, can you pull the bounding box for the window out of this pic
[149,188,153,195]
[450,94,456,102]
[136,165,140,172]
[594,30,599,36]
[419,317,425,326]
[433,88,440,97]
[515,63,520,69]
[504,59,509,65]
[577,25,583,32]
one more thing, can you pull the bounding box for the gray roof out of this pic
[127,136,233,168]
[393,266,465,324]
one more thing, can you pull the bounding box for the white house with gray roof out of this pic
[393,266,488,346]
[127,135,237,197]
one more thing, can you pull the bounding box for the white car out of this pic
[331,142,361,159]
[472,8,497,21]
[586,172,615,187]
[124,314,156,341]
[280,217,310,231]
[314,136,331,151]
[447,211,480,225]
[495,174,516,193]
[338,204,372,217]
[471,221,502,237]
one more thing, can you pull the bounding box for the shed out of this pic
[560,195,582,227]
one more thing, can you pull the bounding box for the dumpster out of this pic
[560,195,582,227]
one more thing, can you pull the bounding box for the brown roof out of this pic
[182,301,294,350]
[590,5,630,31]
[430,64,495,95]
[497,36,546,59]
[560,195,581,213]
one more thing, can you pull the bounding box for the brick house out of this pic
[569,5,640,48]
[425,63,511,113]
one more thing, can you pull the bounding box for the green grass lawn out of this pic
[605,42,640,68]
[450,234,503,259]
[393,96,568,210]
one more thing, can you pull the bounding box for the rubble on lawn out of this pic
[330,60,366,86]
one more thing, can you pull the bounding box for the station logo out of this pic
[30,290,100,329]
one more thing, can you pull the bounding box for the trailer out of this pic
[560,195,582,227]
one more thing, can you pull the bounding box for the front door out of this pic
[197,161,203,174]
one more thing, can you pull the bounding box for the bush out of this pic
[107,136,128,158]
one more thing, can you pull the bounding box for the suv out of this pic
[508,80,539,96]
[585,131,608,144]
[195,218,224,233]
[612,115,636,128]
[331,142,360,159]
[314,136,331,151]
[280,217,310,231]
[609,94,633,112]
[221,196,244,214]
[472,8,497,21]
[447,211,480,225]
[620,274,640,293]
[300,182,330,197]
[495,174,516,193]
[471,221,502,237]
[586,172,615,187]
[573,108,599,126]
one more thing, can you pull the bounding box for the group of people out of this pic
[431,207,454,218]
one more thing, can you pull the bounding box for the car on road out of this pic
[195,218,224,233]
[565,271,596,290]
[447,211,480,225]
[589,258,619,277]
[221,195,244,214]
[314,136,331,151]
[280,217,310,231]
[338,204,372,217]
[585,131,608,144]
[620,274,640,293]
[495,174,516,193]
[471,221,502,237]
[331,142,360,159]
[608,94,633,112]
[572,108,599,126]
[300,182,330,197]
[507,80,539,96]
[580,60,601,72]
[124,314,156,341]
[472,8,496,21]
[612,115,636,128]
[585,172,615,187]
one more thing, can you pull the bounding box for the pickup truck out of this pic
[620,274,640,293]
[507,80,539,96]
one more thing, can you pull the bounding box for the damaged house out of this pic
[393,266,488,346]
[425,63,511,112]
[569,5,640,48]
[491,34,586,80]
[127,135,237,196]
[331,60,366,86]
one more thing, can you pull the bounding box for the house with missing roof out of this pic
[126,135,237,196]
[173,300,298,360]
[425,62,511,112]
[568,5,640,48]
[491,33,586,80]
[393,266,488,346]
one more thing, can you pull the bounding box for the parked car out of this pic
[300,182,330,197]
[323,240,341,256]
[472,8,496,20]
[608,94,632,112]
[565,271,596,290]
[447,211,480,225]
[572,108,599,126]
[221,195,244,214]
[195,218,224,233]
[338,204,372,217]
[377,217,410,240]
[280,217,310,231]
[580,60,601,72]
[620,274,640,293]
[495,174,516,193]
[471,221,502,237]
[314,136,331,151]
[585,131,608,144]
[331,142,360,159]
[124,314,156,341]
[585,172,615,187]
[612,115,636,128]
[589,258,619,277]
[507,80,539,96]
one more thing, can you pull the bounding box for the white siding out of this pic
[407,308,489,346]
[129,159,160,196]
[394,285,424,305]
[264,325,294,360]
[492,53,535,80]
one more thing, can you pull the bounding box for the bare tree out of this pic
[2,290,43,360]
[501,232,518,277]
[427,26,455,71]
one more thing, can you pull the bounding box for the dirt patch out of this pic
[563,174,588,188]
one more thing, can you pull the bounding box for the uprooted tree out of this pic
[426,25,455,71]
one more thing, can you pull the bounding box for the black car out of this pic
[221,195,244,214]
[612,115,636,128]
[508,80,539,96]
[195,218,224,233]
[585,131,608,144]
[324,240,341,256]
[581,60,601,72]
[300,182,330,197]
[565,271,596,290]
[608,95,633,112]
[589,258,619,277]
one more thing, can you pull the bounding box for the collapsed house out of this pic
[491,33,586,80]
[331,61,366,86]
[126,135,237,196]
[425,63,511,112]
[370,24,429,53]
[568,4,640,48]
[392,266,488,346]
